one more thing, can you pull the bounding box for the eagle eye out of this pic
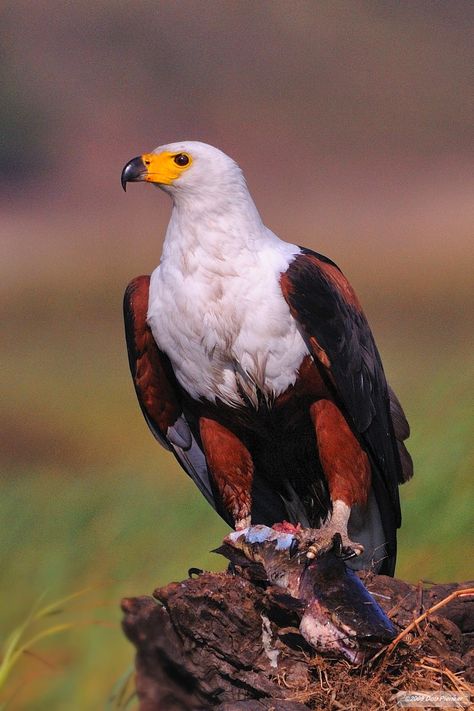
[174,153,190,167]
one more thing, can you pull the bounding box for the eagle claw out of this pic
[331,533,359,560]
[188,567,204,578]
[301,529,364,561]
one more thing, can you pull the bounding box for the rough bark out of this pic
[122,569,473,710]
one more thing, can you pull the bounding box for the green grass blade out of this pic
[35,587,93,619]
[3,623,77,690]
[0,589,91,696]
[106,664,137,710]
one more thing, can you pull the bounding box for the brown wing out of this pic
[281,248,413,563]
[123,276,215,505]
[124,276,181,449]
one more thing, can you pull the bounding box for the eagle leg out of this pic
[307,399,372,560]
[302,500,364,560]
[199,417,253,530]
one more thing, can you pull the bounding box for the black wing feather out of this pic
[283,248,404,532]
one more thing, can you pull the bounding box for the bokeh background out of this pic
[1,1,473,708]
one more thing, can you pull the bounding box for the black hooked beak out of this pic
[121,156,147,191]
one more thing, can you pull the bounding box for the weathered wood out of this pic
[122,569,473,710]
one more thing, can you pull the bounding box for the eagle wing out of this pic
[123,276,215,507]
[281,248,412,537]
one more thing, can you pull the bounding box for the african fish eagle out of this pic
[121,141,413,575]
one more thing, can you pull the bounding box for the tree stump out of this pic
[122,566,473,710]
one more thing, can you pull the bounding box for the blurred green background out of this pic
[1,1,473,708]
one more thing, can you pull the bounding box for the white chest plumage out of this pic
[147,238,309,407]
